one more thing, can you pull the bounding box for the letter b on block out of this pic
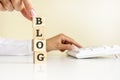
[33,17,45,27]
[36,17,42,25]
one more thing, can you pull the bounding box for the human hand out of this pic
[0,0,36,20]
[46,34,82,52]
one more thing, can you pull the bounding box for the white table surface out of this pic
[0,52,120,80]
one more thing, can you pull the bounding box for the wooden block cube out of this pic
[33,26,45,40]
[33,51,47,64]
[33,39,46,51]
[33,17,45,27]
[32,17,47,64]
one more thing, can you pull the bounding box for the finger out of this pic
[0,2,6,11]
[58,44,72,51]
[11,0,23,11]
[1,0,14,11]
[22,0,36,17]
[21,7,32,21]
[23,0,33,10]
[62,34,82,48]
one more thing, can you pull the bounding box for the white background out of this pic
[0,0,120,46]
[0,53,120,80]
[0,0,120,80]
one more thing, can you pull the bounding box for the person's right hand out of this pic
[46,34,82,52]
[0,0,36,20]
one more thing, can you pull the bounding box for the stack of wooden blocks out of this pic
[32,17,46,64]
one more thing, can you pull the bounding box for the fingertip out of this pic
[21,8,32,21]
[78,44,83,48]
[71,44,83,50]
[76,45,83,48]
[73,41,83,48]
[30,9,36,18]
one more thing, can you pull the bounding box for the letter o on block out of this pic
[36,41,43,49]
[33,39,46,51]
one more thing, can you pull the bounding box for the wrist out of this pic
[46,39,51,52]
[46,39,56,52]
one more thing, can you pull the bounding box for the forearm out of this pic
[0,38,32,56]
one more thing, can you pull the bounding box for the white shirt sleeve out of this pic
[0,38,33,56]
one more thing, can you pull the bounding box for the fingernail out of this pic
[30,9,36,17]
